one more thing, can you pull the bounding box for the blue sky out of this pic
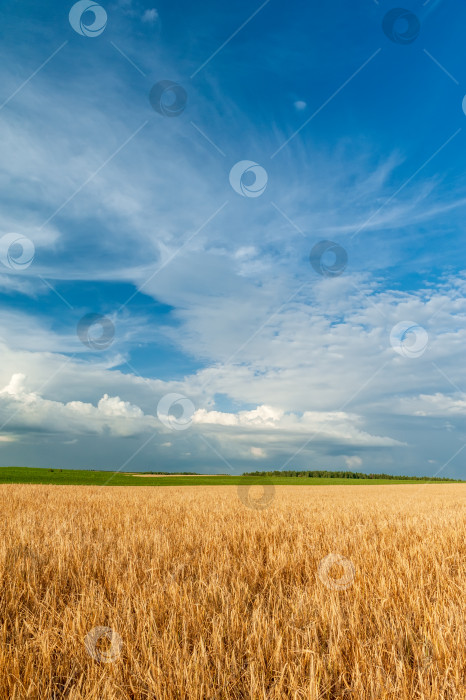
[0,0,465,477]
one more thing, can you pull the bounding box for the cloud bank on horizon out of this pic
[0,0,465,477]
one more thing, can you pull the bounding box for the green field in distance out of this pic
[0,467,460,487]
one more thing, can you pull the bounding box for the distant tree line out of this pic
[242,470,458,482]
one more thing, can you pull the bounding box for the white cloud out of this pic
[251,447,266,458]
[0,273,464,471]
[193,405,401,446]
[0,373,157,438]
[142,8,158,23]
[344,456,363,469]
[0,372,401,448]
[396,393,466,417]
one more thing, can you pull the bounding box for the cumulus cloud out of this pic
[0,271,464,473]
[0,372,401,449]
[193,405,402,447]
[0,374,157,438]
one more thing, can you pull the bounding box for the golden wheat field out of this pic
[0,483,465,699]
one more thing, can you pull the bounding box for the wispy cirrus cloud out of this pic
[0,0,464,476]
